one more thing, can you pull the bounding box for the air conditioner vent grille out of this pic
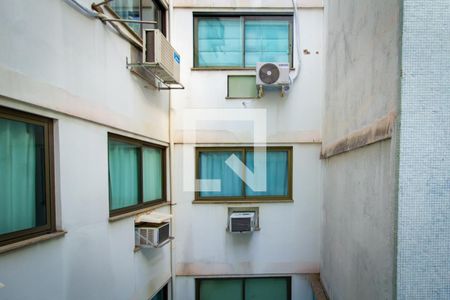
[231,217,252,232]
[259,63,280,84]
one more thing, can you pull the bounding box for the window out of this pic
[0,107,55,246]
[195,147,292,201]
[194,13,293,68]
[196,277,291,300]
[150,283,168,300]
[108,133,166,216]
[227,75,258,99]
[109,0,167,36]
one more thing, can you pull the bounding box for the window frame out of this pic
[150,282,169,300]
[195,276,292,300]
[195,146,293,202]
[108,133,167,217]
[0,106,56,247]
[193,12,294,69]
[106,0,167,38]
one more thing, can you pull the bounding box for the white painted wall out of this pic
[170,5,324,299]
[171,8,324,143]
[321,0,401,298]
[173,144,321,275]
[0,0,172,299]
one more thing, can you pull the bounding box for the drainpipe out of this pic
[168,0,176,299]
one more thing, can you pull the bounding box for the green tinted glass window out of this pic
[108,134,166,216]
[227,76,258,99]
[245,278,289,300]
[199,279,243,300]
[0,107,55,246]
[197,277,290,300]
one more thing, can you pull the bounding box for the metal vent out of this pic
[145,30,155,63]
[231,217,252,232]
[135,222,171,248]
[258,63,280,84]
[158,222,170,244]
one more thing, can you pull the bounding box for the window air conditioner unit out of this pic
[135,222,171,248]
[256,62,290,87]
[229,212,256,233]
[143,29,181,84]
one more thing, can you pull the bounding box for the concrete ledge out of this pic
[176,262,319,275]
[109,202,172,222]
[174,129,322,144]
[308,274,329,300]
[320,112,396,159]
[0,231,66,255]
[173,0,324,9]
[193,199,294,204]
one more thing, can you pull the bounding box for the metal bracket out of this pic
[126,57,184,90]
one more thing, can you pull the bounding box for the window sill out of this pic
[191,67,295,71]
[0,231,66,255]
[192,199,294,204]
[109,202,172,222]
[226,97,260,100]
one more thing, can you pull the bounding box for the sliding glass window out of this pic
[108,0,167,36]
[196,277,291,300]
[0,107,55,246]
[196,147,292,202]
[194,14,293,68]
[108,134,166,216]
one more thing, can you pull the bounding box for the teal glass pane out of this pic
[108,140,139,210]
[245,278,289,300]
[143,147,163,202]
[0,118,46,235]
[197,18,243,67]
[199,151,243,198]
[245,19,290,67]
[245,150,289,197]
[110,0,141,34]
[228,75,258,98]
[199,279,243,300]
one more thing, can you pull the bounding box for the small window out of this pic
[196,277,291,300]
[150,283,168,300]
[0,106,55,246]
[194,14,293,68]
[108,133,166,216]
[227,75,258,99]
[109,0,167,36]
[195,147,292,201]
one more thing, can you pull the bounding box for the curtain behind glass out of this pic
[199,279,243,300]
[245,278,288,300]
[197,18,243,67]
[244,19,290,67]
[245,150,289,196]
[143,147,162,202]
[108,140,139,210]
[0,118,45,235]
[199,151,243,197]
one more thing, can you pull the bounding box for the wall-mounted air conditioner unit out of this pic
[143,29,181,84]
[228,212,257,233]
[256,62,290,97]
[256,62,290,86]
[135,222,171,248]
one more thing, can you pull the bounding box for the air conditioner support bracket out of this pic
[126,57,185,90]
[136,236,174,249]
